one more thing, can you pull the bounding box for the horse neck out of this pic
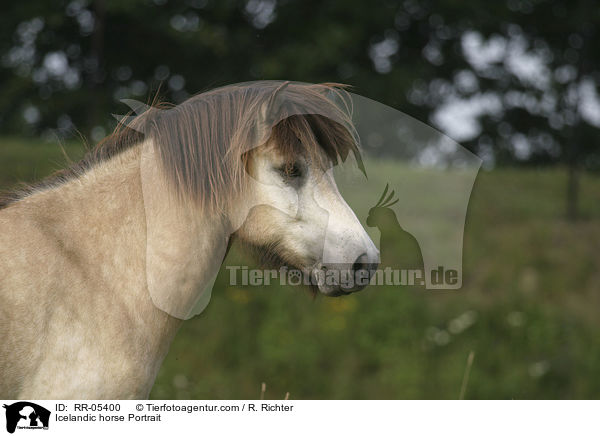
[140,140,232,319]
[17,141,230,369]
[20,144,182,330]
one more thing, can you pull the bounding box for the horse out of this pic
[0,81,379,399]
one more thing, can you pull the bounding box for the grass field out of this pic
[1,136,599,399]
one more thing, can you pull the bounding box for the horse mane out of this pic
[0,81,361,212]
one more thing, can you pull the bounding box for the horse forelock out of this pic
[147,81,361,212]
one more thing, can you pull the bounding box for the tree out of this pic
[405,0,600,220]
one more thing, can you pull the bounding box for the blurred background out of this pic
[1,0,599,399]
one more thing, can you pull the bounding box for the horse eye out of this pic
[277,163,303,179]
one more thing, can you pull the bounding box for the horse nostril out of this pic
[352,253,369,273]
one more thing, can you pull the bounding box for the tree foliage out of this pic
[1,0,598,178]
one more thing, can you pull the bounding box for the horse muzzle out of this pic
[311,252,380,296]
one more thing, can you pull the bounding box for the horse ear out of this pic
[112,99,154,133]
[120,99,151,115]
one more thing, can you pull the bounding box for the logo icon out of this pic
[366,183,424,273]
[3,402,50,434]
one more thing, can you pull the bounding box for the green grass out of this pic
[0,136,87,188]
[1,136,599,399]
